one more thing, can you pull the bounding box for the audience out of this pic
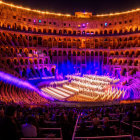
[0,103,139,140]
[0,106,20,140]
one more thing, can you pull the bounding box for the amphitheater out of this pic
[0,1,140,140]
[0,1,140,104]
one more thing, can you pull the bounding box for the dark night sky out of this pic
[3,0,140,15]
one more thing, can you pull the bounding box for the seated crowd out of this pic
[0,103,139,140]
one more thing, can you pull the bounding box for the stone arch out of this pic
[25,59,28,65]
[109,30,112,34]
[58,50,62,56]
[73,51,76,56]
[63,51,67,56]
[53,50,57,56]
[20,59,24,65]
[28,27,32,32]
[43,29,46,33]
[77,51,81,56]
[17,25,21,30]
[53,29,57,34]
[39,59,43,64]
[7,23,11,29]
[91,51,94,56]
[44,58,48,64]
[86,51,90,56]
[38,29,42,33]
[23,26,27,31]
[104,30,107,35]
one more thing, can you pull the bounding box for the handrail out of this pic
[72,114,80,140]
[77,120,119,126]
[121,121,131,126]
[84,120,119,123]
[44,121,57,124]
[132,125,140,140]
[132,125,140,130]
[74,135,132,139]
[20,138,62,140]
[39,128,61,130]
[39,128,63,139]
[133,121,140,123]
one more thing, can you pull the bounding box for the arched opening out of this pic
[52,68,55,76]
[28,27,32,32]
[68,51,71,56]
[43,29,46,33]
[95,31,98,35]
[20,59,24,65]
[100,31,103,35]
[91,51,94,56]
[53,50,57,56]
[95,51,98,56]
[73,51,76,56]
[77,51,80,56]
[17,25,21,30]
[33,28,36,32]
[63,51,67,56]
[109,30,112,34]
[34,59,38,64]
[63,30,67,34]
[38,37,42,46]
[38,29,41,33]
[25,59,28,65]
[23,26,26,31]
[39,59,42,64]
[68,30,71,35]
[43,50,47,56]
[119,29,122,34]
[104,30,107,35]
[99,51,102,56]
[48,29,52,34]
[82,51,85,56]
[86,51,90,56]
[114,30,117,34]
[53,30,57,34]
[58,51,62,56]
[59,30,62,35]
[44,58,48,64]
[73,31,76,35]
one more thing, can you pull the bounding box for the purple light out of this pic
[83,24,85,27]
[33,20,36,23]
[0,71,54,101]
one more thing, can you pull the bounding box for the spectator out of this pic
[90,117,102,136]
[78,119,88,137]
[22,115,37,138]
[102,117,115,136]
[0,106,4,121]
[0,105,20,140]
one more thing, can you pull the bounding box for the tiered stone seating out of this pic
[0,82,49,104]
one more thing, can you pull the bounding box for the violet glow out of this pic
[0,71,54,101]
[124,74,140,100]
